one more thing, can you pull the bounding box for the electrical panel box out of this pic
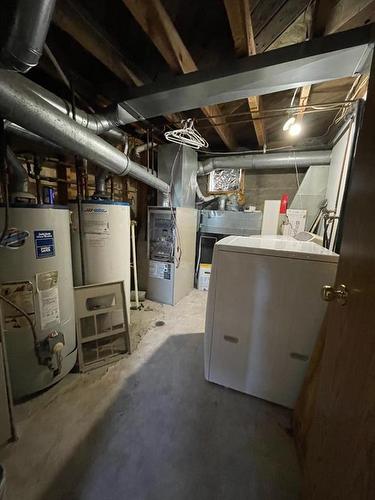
[147,207,197,305]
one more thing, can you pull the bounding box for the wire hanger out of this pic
[164,119,209,150]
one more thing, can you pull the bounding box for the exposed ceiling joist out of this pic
[325,0,375,34]
[53,0,144,87]
[224,0,266,146]
[296,2,314,123]
[117,26,372,124]
[297,84,312,121]
[53,0,183,137]
[224,0,256,55]
[298,0,375,122]
[122,0,237,150]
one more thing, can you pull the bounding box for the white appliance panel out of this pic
[205,236,338,408]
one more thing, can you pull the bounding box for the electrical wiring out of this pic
[325,76,368,136]
[0,119,9,246]
[188,100,357,123]
[290,87,299,107]
[167,143,183,268]
[200,145,295,156]
[197,105,350,132]
[294,152,303,210]
[0,293,38,346]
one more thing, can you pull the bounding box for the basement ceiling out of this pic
[26,0,375,151]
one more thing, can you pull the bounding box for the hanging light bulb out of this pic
[289,122,302,136]
[282,116,295,132]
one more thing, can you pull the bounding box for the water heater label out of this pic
[34,230,55,259]
[83,207,110,234]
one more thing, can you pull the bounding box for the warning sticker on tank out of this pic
[149,261,171,280]
[38,287,60,330]
[36,271,60,330]
[34,230,55,259]
[83,207,110,234]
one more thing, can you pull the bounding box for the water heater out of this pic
[0,205,77,399]
[69,200,131,315]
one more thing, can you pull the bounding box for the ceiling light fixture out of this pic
[289,122,302,136]
[282,116,295,131]
[282,116,302,136]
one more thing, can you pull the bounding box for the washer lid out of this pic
[216,235,339,263]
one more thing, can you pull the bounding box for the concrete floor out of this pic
[0,290,300,500]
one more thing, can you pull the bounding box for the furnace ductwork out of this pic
[0,70,169,194]
[12,72,127,142]
[0,0,56,73]
[197,150,331,175]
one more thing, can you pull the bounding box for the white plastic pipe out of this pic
[131,221,139,310]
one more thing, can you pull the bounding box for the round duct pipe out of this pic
[0,70,169,193]
[197,150,331,175]
[0,0,56,73]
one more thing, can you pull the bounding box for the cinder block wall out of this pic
[244,170,304,211]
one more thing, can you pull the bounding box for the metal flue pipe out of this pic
[6,146,29,194]
[1,0,56,73]
[0,70,169,193]
[94,168,109,198]
[198,150,331,175]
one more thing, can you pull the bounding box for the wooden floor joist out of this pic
[122,0,238,150]
[224,0,267,146]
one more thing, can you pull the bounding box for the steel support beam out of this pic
[117,25,374,123]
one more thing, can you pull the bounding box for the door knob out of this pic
[321,284,348,305]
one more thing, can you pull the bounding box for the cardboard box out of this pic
[198,264,212,291]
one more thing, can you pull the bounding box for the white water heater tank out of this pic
[0,205,77,399]
[70,201,131,315]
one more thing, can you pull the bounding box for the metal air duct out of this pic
[14,72,131,139]
[0,70,169,194]
[6,146,29,195]
[5,121,64,155]
[197,150,331,175]
[1,0,56,73]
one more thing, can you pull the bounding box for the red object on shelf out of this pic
[280,194,288,214]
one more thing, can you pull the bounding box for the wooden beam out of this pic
[224,0,266,146]
[224,0,256,57]
[53,0,184,134]
[297,84,312,122]
[122,0,237,150]
[53,0,144,87]
[296,1,315,124]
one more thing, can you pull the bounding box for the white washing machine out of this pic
[204,235,339,408]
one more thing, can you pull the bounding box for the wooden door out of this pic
[301,55,375,498]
